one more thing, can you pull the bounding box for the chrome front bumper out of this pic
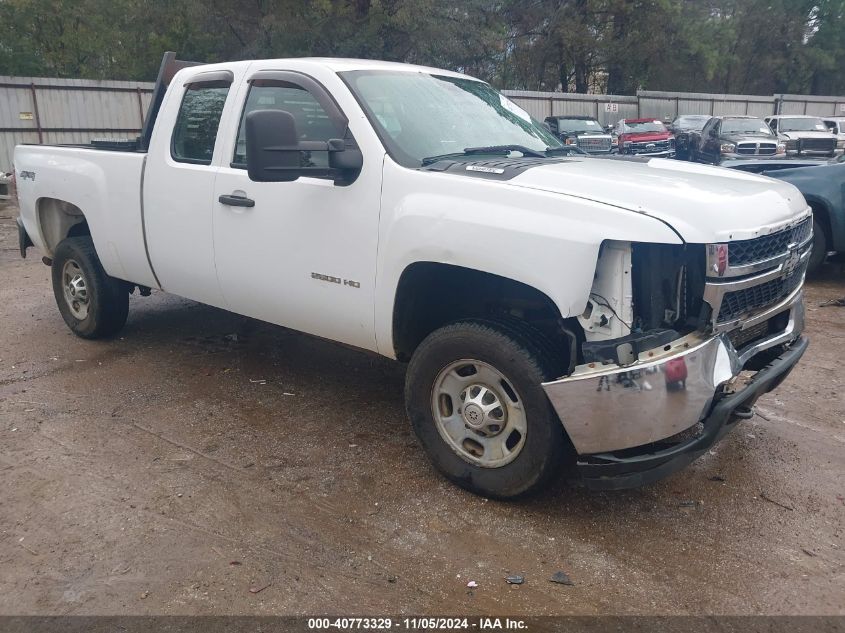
[542,293,805,455]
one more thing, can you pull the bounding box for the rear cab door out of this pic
[143,62,250,307]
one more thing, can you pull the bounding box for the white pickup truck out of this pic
[15,54,810,498]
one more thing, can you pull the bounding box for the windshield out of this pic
[556,118,603,133]
[620,120,666,133]
[721,118,773,135]
[340,70,562,167]
[778,117,828,132]
[675,116,710,131]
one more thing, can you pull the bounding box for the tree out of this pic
[0,0,843,96]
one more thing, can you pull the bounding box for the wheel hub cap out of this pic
[460,385,506,437]
[430,359,527,468]
[62,259,90,319]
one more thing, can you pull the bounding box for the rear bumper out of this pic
[621,149,675,158]
[542,295,806,490]
[719,152,783,161]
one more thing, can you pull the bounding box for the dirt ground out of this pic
[0,202,842,617]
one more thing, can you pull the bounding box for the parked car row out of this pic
[543,112,844,276]
[544,113,842,164]
[544,115,676,157]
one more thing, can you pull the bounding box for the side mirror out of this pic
[246,109,301,182]
[245,109,363,183]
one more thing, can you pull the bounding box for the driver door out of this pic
[701,119,719,162]
[211,71,382,351]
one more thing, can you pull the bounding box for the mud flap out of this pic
[17,217,33,258]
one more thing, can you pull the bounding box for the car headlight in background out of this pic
[720,142,736,154]
[776,143,786,155]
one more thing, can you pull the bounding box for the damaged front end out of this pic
[544,227,809,489]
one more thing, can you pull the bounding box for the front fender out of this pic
[374,160,682,357]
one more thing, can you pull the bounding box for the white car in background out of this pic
[765,114,837,157]
[822,117,845,154]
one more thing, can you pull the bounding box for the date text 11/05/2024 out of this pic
[306,617,528,630]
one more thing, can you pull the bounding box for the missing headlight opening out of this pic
[580,241,706,366]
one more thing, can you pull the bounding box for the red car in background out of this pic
[613,118,676,157]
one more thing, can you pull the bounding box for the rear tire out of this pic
[405,320,568,499]
[51,236,129,339]
[807,217,828,275]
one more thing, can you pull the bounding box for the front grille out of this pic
[798,138,835,153]
[577,136,612,152]
[727,217,812,267]
[717,260,806,323]
[736,142,777,156]
[626,140,670,154]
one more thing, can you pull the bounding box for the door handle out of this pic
[219,194,255,208]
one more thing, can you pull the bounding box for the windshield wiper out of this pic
[544,145,586,156]
[463,144,547,158]
[421,144,547,166]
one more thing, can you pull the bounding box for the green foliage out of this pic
[0,0,843,95]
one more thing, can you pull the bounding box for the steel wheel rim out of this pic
[430,359,527,468]
[62,259,90,320]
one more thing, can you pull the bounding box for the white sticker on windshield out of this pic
[499,95,532,122]
[760,127,770,133]
[586,120,599,126]
[653,120,662,124]
[815,124,827,130]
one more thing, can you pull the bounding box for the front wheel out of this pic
[51,236,129,339]
[405,320,569,499]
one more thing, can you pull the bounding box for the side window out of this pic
[171,80,231,165]
[233,80,344,168]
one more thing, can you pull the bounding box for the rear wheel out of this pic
[405,320,568,499]
[807,217,828,275]
[51,236,129,338]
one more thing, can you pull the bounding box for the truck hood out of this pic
[507,158,808,243]
[721,132,777,142]
[779,130,835,140]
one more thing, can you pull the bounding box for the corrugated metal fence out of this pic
[502,89,845,126]
[1,75,844,172]
[0,75,154,173]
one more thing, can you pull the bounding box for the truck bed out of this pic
[14,144,158,289]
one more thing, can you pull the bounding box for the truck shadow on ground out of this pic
[112,292,776,523]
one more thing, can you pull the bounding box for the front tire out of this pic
[51,236,129,339]
[405,320,568,499]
